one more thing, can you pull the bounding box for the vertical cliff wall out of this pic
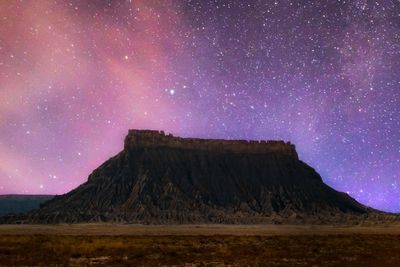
[124,130,299,159]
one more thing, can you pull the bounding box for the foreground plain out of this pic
[1,224,400,266]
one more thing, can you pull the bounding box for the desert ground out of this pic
[1,224,400,266]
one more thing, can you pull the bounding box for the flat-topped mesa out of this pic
[124,129,299,159]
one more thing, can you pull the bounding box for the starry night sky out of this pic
[0,0,399,212]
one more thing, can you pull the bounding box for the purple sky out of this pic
[0,0,399,212]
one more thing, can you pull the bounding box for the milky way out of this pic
[0,0,399,212]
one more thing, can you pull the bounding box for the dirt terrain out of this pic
[1,224,400,266]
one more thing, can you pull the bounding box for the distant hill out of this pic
[0,195,54,215]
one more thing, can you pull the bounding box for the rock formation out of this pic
[8,130,392,224]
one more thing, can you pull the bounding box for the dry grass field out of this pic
[1,224,400,266]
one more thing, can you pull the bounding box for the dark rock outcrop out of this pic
[11,130,390,224]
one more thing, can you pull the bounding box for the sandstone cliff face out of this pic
[26,130,375,224]
[124,130,298,158]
